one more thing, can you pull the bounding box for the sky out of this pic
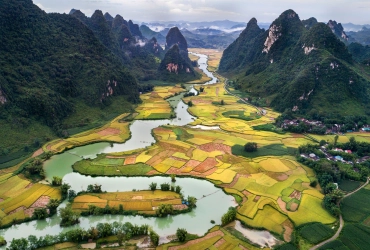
[34,0,370,25]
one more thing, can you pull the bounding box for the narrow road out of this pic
[310,177,370,250]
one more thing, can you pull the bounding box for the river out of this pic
[0,53,279,248]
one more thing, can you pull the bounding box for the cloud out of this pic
[33,0,370,24]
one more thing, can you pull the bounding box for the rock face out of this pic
[327,20,349,41]
[219,9,370,116]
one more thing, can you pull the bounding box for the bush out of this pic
[244,142,257,152]
[149,230,159,246]
[176,228,187,242]
[0,236,6,246]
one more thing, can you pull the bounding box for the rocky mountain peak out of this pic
[112,15,128,31]
[91,10,105,22]
[165,27,188,52]
[70,9,88,21]
[327,20,349,41]
[104,12,114,22]
[262,9,303,54]
[302,17,318,29]
[247,18,258,26]
[128,20,143,37]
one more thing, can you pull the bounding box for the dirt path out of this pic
[32,148,44,158]
[310,177,369,250]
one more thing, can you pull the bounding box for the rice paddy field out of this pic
[0,49,340,248]
[44,113,131,153]
[70,49,336,244]
[74,123,335,238]
[72,190,184,215]
[135,85,184,120]
[0,174,61,226]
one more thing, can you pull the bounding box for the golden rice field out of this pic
[72,190,183,215]
[0,174,61,226]
[79,123,335,236]
[44,113,131,153]
[135,85,184,120]
[157,225,265,250]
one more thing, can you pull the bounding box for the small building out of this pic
[309,153,316,158]
[344,150,352,154]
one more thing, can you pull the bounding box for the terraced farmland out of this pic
[72,190,184,215]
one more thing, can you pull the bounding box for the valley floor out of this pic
[2,49,370,250]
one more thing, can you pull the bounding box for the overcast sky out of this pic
[34,0,370,24]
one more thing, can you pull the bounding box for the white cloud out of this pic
[33,0,370,24]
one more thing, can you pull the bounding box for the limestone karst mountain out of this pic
[70,9,159,80]
[0,0,140,153]
[219,9,370,116]
[158,44,198,82]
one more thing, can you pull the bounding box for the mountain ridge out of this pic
[219,9,370,117]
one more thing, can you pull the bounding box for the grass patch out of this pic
[222,110,261,121]
[338,179,361,192]
[338,224,370,250]
[252,123,286,134]
[299,222,335,244]
[318,240,349,250]
[232,144,296,158]
[341,188,370,223]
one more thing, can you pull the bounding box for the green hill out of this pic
[219,9,370,118]
[0,0,139,158]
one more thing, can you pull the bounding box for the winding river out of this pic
[0,53,279,248]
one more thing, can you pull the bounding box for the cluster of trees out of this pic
[60,206,80,227]
[7,222,157,249]
[149,182,182,194]
[156,204,174,217]
[221,207,237,226]
[297,156,361,216]
[83,204,124,216]
[137,83,154,94]
[276,110,368,135]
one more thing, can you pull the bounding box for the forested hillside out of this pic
[0,0,139,158]
[219,10,370,117]
[70,10,159,80]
